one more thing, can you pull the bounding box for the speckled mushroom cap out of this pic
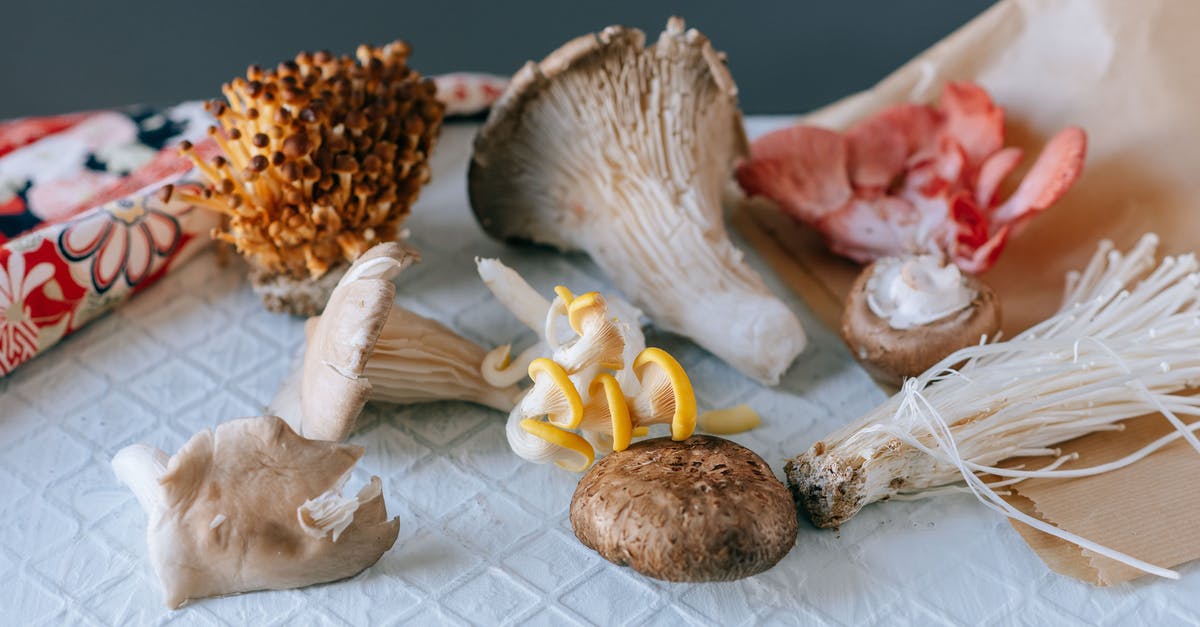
[841,261,1001,386]
[570,435,797,582]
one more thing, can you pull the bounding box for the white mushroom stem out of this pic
[476,257,554,332]
[481,342,547,387]
[361,308,518,411]
[112,444,169,515]
[292,243,520,443]
[788,234,1200,580]
[475,257,646,385]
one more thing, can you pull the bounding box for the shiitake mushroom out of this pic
[570,435,797,582]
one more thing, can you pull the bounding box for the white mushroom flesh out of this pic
[866,255,976,330]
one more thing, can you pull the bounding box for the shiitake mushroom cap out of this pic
[570,435,797,582]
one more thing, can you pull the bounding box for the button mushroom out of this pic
[274,242,520,442]
[841,255,1000,385]
[111,416,400,609]
[467,17,805,384]
[570,435,798,582]
[177,42,445,315]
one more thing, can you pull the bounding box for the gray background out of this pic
[1,1,994,119]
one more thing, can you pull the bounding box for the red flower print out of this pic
[58,195,181,294]
[0,248,55,373]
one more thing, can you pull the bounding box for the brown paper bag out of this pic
[737,0,1200,584]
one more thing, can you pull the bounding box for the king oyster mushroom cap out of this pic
[570,435,797,581]
[468,17,805,384]
[111,416,400,609]
[297,242,520,442]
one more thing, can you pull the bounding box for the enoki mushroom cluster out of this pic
[789,234,1200,579]
[498,286,697,472]
[179,42,444,280]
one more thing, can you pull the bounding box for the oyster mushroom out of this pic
[178,42,445,314]
[111,416,399,608]
[275,242,519,442]
[468,17,805,384]
[570,435,797,582]
[841,255,1000,385]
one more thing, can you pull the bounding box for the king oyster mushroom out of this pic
[571,435,797,581]
[842,255,1000,385]
[271,242,520,441]
[112,416,399,608]
[468,17,805,384]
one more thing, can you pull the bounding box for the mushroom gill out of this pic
[272,242,520,442]
[468,18,804,384]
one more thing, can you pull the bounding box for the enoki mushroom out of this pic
[788,234,1200,579]
[499,285,697,471]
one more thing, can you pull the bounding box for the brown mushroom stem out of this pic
[469,18,804,384]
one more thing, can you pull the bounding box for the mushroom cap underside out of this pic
[467,17,747,248]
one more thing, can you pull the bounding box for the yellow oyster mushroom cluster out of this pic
[476,260,697,472]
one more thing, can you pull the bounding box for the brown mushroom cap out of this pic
[570,435,797,582]
[841,260,1001,386]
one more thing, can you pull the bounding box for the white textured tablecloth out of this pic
[1,119,1198,626]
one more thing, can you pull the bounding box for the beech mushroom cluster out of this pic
[272,243,520,442]
[469,18,804,384]
[475,259,697,471]
[178,42,445,314]
[112,416,400,608]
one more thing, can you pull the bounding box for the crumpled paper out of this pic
[738,0,1200,584]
